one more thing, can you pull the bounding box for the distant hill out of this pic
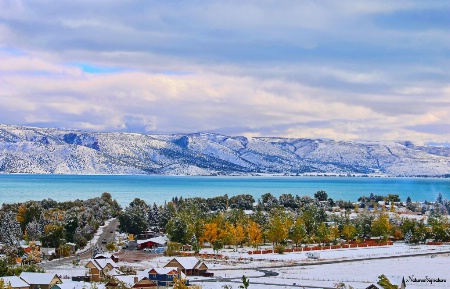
[1,124,449,176]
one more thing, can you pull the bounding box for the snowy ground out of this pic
[45,243,450,289]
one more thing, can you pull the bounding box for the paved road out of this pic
[39,218,119,269]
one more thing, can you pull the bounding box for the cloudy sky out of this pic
[0,1,449,145]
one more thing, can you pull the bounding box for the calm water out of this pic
[0,174,449,207]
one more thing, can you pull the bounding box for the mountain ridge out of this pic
[1,124,449,176]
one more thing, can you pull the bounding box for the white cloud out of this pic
[0,1,449,144]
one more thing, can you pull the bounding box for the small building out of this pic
[137,236,168,250]
[85,258,118,282]
[1,276,30,289]
[148,267,186,287]
[94,252,119,263]
[19,273,62,289]
[164,257,208,276]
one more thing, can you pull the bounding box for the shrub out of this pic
[275,244,285,254]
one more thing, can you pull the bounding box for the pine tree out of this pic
[0,211,22,247]
[148,203,161,229]
[25,218,43,241]
[190,234,201,253]
[404,230,412,244]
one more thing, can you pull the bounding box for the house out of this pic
[148,267,186,286]
[1,276,30,289]
[365,285,380,289]
[105,276,157,289]
[164,257,208,276]
[136,236,168,250]
[19,273,62,289]
[85,258,118,282]
[51,281,106,289]
[94,252,119,263]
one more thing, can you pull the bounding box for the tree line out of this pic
[118,191,450,253]
[0,192,120,270]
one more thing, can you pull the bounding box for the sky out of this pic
[0,1,449,145]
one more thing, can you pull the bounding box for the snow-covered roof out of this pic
[94,258,118,269]
[1,276,30,288]
[106,268,125,276]
[94,253,113,259]
[168,257,203,270]
[149,236,168,245]
[149,267,178,275]
[53,281,105,289]
[148,268,186,279]
[137,235,168,245]
[113,275,142,287]
[19,273,59,285]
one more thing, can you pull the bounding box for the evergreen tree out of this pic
[314,190,328,202]
[406,196,413,211]
[24,218,43,241]
[149,203,161,229]
[160,202,176,228]
[0,211,22,247]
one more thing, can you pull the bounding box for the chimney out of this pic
[134,276,138,284]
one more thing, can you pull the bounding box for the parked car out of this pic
[102,238,107,244]
[143,247,151,252]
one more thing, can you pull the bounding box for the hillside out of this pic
[1,124,449,176]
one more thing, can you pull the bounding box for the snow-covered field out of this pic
[46,243,450,289]
[44,220,450,288]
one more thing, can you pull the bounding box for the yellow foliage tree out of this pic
[342,224,356,243]
[246,221,262,249]
[234,223,245,249]
[329,224,340,242]
[266,210,292,247]
[371,213,391,242]
[23,241,42,264]
[201,223,219,246]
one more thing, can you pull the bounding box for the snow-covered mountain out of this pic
[1,124,449,176]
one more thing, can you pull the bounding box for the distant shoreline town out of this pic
[0,192,449,288]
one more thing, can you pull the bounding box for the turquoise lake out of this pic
[0,174,449,207]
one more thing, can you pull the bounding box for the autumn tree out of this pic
[22,242,42,264]
[371,213,391,242]
[299,203,326,236]
[266,209,292,247]
[342,224,356,243]
[246,220,262,249]
[289,217,307,247]
[201,223,219,246]
[315,222,330,246]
